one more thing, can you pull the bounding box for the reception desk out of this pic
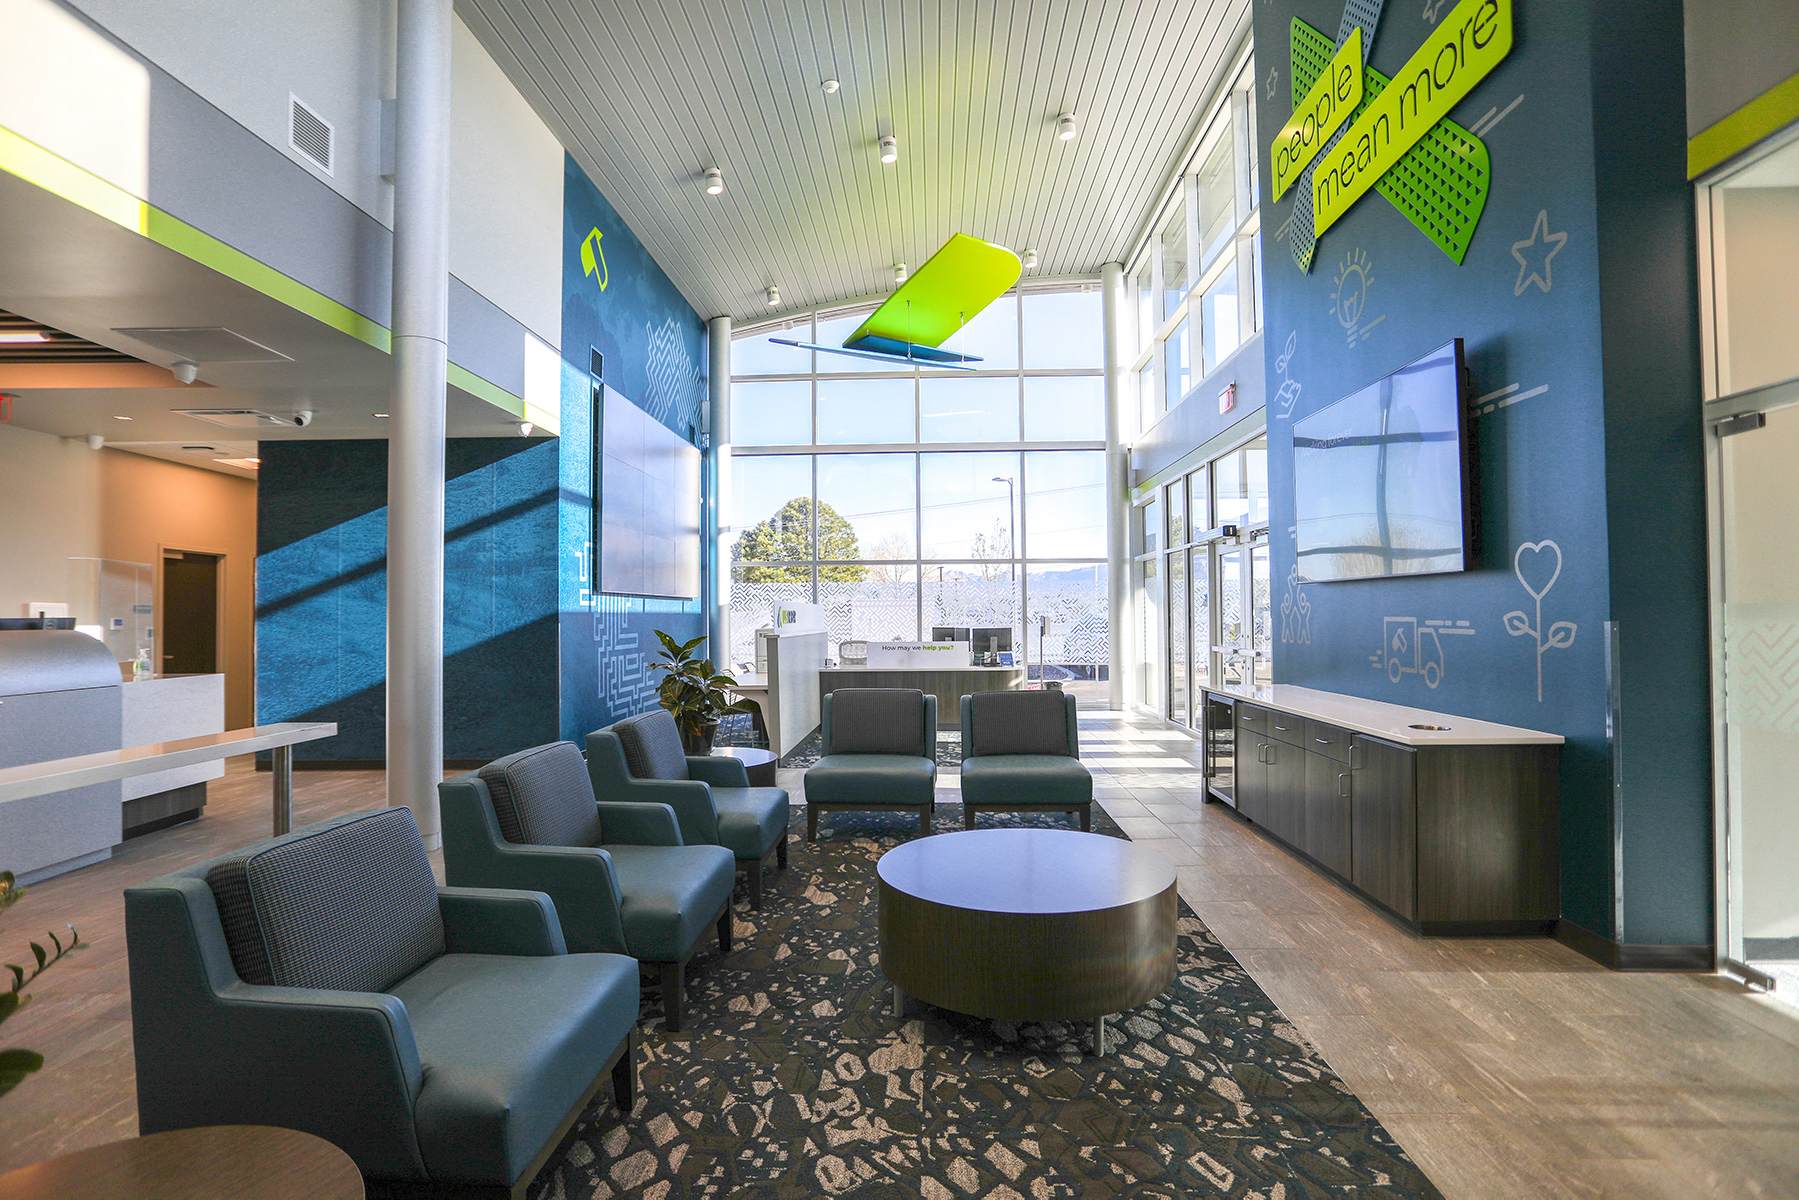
[818,665,1027,730]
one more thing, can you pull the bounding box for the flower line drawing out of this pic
[1503,539,1577,702]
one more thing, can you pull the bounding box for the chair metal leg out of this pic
[660,961,684,1032]
[777,833,788,870]
[718,906,733,953]
[1080,807,1092,832]
[963,805,977,830]
[891,983,906,1017]
[745,857,763,910]
[918,807,931,837]
[612,1027,639,1111]
[1093,1014,1109,1056]
[806,805,818,842]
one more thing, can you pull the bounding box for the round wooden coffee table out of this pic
[876,828,1177,1055]
[0,1124,363,1199]
[712,745,779,787]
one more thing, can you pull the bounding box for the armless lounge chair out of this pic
[440,741,737,1032]
[804,688,938,840]
[588,709,790,909]
[126,807,640,1199]
[960,688,1092,830]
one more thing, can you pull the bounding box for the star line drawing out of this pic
[1512,210,1567,296]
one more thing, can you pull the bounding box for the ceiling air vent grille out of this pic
[289,95,333,176]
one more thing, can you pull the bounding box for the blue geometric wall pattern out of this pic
[559,153,708,741]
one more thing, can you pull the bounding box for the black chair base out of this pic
[652,900,732,1033]
[962,803,1092,831]
[806,802,934,841]
[737,835,790,910]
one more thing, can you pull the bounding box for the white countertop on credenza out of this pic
[818,664,1026,673]
[1202,682,1564,747]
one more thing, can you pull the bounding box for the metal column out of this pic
[1102,262,1131,711]
[386,0,452,848]
[708,315,732,663]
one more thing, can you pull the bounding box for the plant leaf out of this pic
[29,943,44,971]
[1545,622,1578,650]
[1502,611,1532,637]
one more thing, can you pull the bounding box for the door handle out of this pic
[1349,743,1362,770]
[1338,773,1352,798]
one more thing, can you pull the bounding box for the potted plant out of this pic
[649,631,760,755]
[1,870,82,1099]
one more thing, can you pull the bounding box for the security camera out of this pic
[85,434,105,450]
[517,421,535,438]
[292,410,314,427]
[171,361,199,385]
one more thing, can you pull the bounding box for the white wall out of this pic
[450,16,563,347]
[0,423,102,617]
[67,0,395,224]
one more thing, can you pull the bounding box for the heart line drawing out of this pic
[1503,539,1577,701]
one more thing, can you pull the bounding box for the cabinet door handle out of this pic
[1265,743,1275,765]
[1338,773,1352,798]
[1349,743,1362,770]
[1314,737,1332,744]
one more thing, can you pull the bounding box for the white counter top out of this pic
[819,664,1025,673]
[1202,682,1563,746]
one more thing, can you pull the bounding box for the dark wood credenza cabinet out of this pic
[1204,685,1562,935]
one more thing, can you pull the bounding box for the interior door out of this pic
[160,551,220,675]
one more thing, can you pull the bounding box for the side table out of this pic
[711,745,779,787]
[0,1124,363,1200]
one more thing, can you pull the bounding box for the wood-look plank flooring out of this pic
[4,719,1797,1198]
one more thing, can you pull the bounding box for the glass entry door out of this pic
[1702,129,1799,999]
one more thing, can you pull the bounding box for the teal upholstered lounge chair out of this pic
[440,741,737,1032]
[588,709,790,908]
[125,807,639,1200]
[804,688,939,839]
[960,689,1092,830]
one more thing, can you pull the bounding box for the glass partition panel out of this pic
[730,379,811,446]
[923,566,1021,651]
[1160,200,1190,313]
[731,323,812,375]
[1023,375,1105,441]
[1022,289,1103,369]
[1198,134,1237,271]
[816,377,915,444]
[920,375,1020,442]
[1027,562,1108,702]
[919,451,1021,559]
[1201,266,1241,375]
[1023,450,1106,559]
[729,566,813,669]
[728,454,813,562]
[815,452,916,560]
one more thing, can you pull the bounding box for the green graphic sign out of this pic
[1283,0,1512,271]
[580,227,608,291]
[1272,29,1363,202]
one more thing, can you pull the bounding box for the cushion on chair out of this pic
[603,843,736,961]
[206,808,445,992]
[611,710,692,781]
[804,755,937,806]
[711,787,789,860]
[829,689,928,756]
[477,742,603,849]
[387,949,640,1185]
[967,690,1073,757]
[960,754,1094,807]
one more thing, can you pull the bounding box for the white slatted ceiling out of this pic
[457,0,1250,324]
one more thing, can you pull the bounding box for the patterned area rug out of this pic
[536,806,1441,1199]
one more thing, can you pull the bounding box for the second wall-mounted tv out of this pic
[1293,339,1471,583]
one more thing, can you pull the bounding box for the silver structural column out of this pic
[1102,262,1130,711]
[387,0,452,849]
[708,315,732,661]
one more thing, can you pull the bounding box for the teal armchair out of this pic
[125,807,639,1200]
[960,689,1092,830]
[440,741,737,1032]
[587,709,790,908]
[804,688,939,839]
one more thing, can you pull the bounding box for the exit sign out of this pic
[1219,383,1236,414]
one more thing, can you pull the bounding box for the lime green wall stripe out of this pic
[0,121,540,430]
[1688,71,1799,179]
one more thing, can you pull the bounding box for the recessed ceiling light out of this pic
[879,134,898,164]
[766,285,780,308]
[112,414,133,421]
[1057,113,1078,141]
[0,330,49,344]
[702,166,724,195]
[821,78,840,94]
[373,412,389,418]
[1023,248,1038,269]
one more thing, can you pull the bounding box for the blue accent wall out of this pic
[256,438,560,762]
[1253,0,1708,948]
[557,154,708,740]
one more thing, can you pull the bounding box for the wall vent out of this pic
[289,95,334,176]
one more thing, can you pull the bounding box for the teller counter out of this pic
[818,665,1027,730]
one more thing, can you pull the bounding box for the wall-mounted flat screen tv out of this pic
[1293,339,1470,583]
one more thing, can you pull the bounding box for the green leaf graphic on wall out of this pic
[1288,11,1495,271]
[580,228,608,292]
